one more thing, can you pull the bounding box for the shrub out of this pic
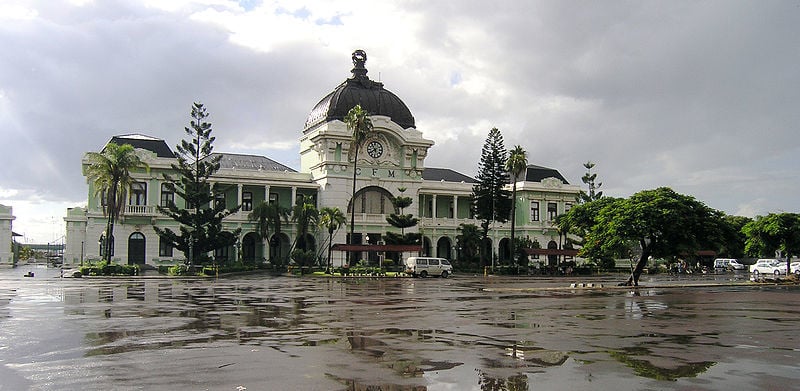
[79,260,139,276]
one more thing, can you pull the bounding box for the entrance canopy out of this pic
[331,244,422,253]
[525,248,579,256]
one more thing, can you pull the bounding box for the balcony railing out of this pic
[125,205,156,216]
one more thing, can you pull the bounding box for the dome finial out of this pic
[351,50,368,80]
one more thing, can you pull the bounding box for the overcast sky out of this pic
[1,0,798,243]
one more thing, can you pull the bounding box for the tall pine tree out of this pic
[578,161,603,203]
[471,128,512,267]
[155,103,240,269]
[383,187,420,264]
[384,187,420,245]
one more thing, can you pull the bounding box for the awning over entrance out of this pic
[331,244,423,253]
[525,248,580,256]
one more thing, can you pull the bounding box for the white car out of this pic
[750,259,785,277]
[791,262,800,276]
[728,260,747,270]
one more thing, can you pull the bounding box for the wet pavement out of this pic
[1,265,798,390]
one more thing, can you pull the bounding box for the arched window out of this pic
[348,186,397,214]
[128,232,146,265]
[547,240,559,266]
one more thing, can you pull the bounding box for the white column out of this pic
[209,181,215,208]
[0,205,14,266]
[453,196,459,219]
[291,187,297,205]
[237,184,243,208]
[432,195,438,219]
[264,185,271,203]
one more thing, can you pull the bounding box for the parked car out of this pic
[750,259,785,276]
[713,258,733,270]
[728,259,747,270]
[791,262,800,276]
[404,257,453,278]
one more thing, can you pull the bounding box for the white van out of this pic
[713,258,734,270]
[404,257,453,278]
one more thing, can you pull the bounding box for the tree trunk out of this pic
[510,182,517,270]
[106,218,115,263]
[623,246,652,286]
[349,144,360,264]
[327,230,333,272]
[104,216,113,262]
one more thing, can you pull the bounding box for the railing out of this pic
[125,205,156,215]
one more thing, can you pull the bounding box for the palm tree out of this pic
[343,104,374,261]
[248,201,290,264]
[248,201,272,262]
[291,195,319,252]
[85,142,148,261]
[505,145,528,267]
[319,207,346,272]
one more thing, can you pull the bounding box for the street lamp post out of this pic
[187,228,194,272]
[365,234,370,266]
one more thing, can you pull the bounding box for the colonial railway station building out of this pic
[63,51,580,269]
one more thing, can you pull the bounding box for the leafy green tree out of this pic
[505,145,528,267]
[742,213,800,274]
[319,206,346,271]
[570,187,726,286]
[472,128,512,267]
[512,236,534,270]
[86,142,149,261]
[557,196,619,268]
[343,104,375,259]
[719,215,752,258]
[578,161,603,203]
[155,102,240,269]
[18,245,35,261]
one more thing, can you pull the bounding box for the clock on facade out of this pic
[366,141,383,158]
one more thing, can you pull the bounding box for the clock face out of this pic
[366,141,383,158]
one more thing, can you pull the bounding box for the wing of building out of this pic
[64,51,580,269]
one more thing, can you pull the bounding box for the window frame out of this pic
[547,202,558,221]
[241,191,253,212]
[530,201,540,222]
[159,236,173,257]
[160,183,174,208]
[129,182,147,206]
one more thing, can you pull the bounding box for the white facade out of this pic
[0,204,15,266]
[63,52,581,269]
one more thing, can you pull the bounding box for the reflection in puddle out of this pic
[2,270,798,390]
[609,349,716,381]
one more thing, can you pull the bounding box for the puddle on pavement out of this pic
[1,268,799,390]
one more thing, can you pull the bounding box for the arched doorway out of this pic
[296,233,316,252]
[499,238,512,263]
[242,232,261,263]
[436,237,452,259]
[128,232,145,265]
[269,233,292,265]
[547,240,559,266]
[481,237,494,267]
